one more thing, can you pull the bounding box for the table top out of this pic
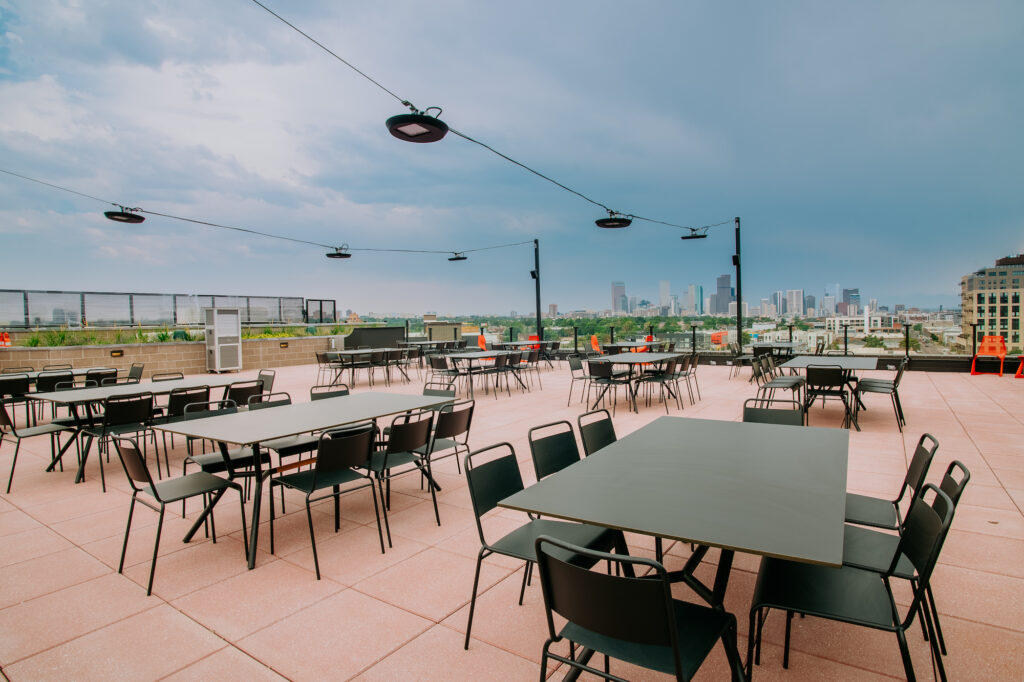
[31,375,239,404]
[20,367,116,380]
[493,341,541,348]
[446,350,519,360]
[595,352,681,364]
[329,348,403,357]
[152,392,450,446]
[753,342,799,349]
[500,416,848,566]
[401,340,442,346]
[782,355,879,370]
[608,341,654,349]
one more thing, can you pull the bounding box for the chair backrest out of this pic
[311,384,350,400]
[568,356,584,375]
[492,353,508,370]
[86,368,117,386]
[423,379,457,398]
[742,398,805,426]
[977,335,1007,356]
[315,351,328,365]
[578,409,616,456]
[890,484,955,626]
[528,421,581,480]
[0,373,30,399]
[806,365,845,389]
[0,403,16,433]
[2,367,34,374]
[535,535,682,675]
[433,399,474,442]
[313,423,376,483]
[385,410,433,454]
[934,460,970,519]
[42,363,73,370]
[891,359,908,388]
[477,335,487,350]
[590,335,601,353]
[249,392,291,410]
[166,386,211,418]
[35,370,73,393]
[152,371,184,382]
[112,436,158,496]
[257,369,276,394]
[223,380,263,406]
[184,399,238,421]
[464,443,526,543]
[128,363,144,381]
[587,361,613,379]
[103,392,154,428]
[895,433,939,506]
[428,355,449,372]
[102,376,140,386]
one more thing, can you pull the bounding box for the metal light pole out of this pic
[733,217,743,350]
[532,238,543,341]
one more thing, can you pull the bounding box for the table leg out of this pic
[183,488,227,542]
[245,443,266,570]
[665,544,735,608]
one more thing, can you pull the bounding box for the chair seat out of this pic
[7,422,69,438]
[83,422,149,439]
[561,598,733,679]
[188,448,271,474]
[146,471,236,503]
[366,449,423,474]
[753,556,896,630]
[842,524,914,579]
[490,518,617,563]
[262,434,319,458]
[274,466,368,494]
[845,492,899,529]
[857,381,895,393]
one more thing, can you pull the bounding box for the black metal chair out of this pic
[747,484,955,681]
[742,398,805,426]
[181,400,271,505]
[528,420,581,481]
[257,368,276,394]
[842,460,970,662]
[113,436,248,595]
[586,361,631,416]
[578,408,616,456]
[269,424,386,579]
[32,369,73,422]
[128,363,145,382]
[1,403,69,493]
[638,358,682,413]
[422,399,474,475]
[366,410,438,526]
[153,385,211,476]
[222,380,263,407]
[462,442,629,650]
[846,433,938,529]
[566,356,590,406]
[310,383,350,400]
[804,365,858,430]
[855,358,908,431]
[81,392,155,492]
[535,535,746,681]
[0,373,31,428]
[152,371,184,382]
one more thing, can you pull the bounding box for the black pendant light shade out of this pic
[681,228,708,240]
[448,252,467,261]
[326,245,351,259]
[386,106,449,143]
[595,211,632,228]
[104,207,145,223]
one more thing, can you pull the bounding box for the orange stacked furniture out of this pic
[971,335,1007,376]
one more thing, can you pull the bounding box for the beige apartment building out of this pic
[961,254,1024,351]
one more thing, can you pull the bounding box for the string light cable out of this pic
[246,0,727,234]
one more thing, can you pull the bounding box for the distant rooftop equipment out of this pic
[995,254,1024,266]
[205,307,242,372]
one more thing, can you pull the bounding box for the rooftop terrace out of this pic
[1,360,1022,680]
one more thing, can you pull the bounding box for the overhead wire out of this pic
[244,0,731,234]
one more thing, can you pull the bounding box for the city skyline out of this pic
[0,2,1020,314]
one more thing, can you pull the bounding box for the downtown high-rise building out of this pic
[611,281,626,313]
[843,288,861,310]
[772,291,786,316]
[786,289,805,317]
[687,284,704,314]
[804,294,816,314]
[821,294,836,315]
[659,280,671,308]
[715,274,732,314]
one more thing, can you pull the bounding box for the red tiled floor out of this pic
[0,361,1022,680]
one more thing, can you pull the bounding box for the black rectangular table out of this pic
[500,416,848,606]
[592,352,683,412]
[152,392,452,568]
[781,355,878,370]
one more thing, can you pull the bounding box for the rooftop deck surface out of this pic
[1,360,1022,680]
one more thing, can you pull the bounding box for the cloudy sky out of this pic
[1,1,1021,315]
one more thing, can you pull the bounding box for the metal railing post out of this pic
[788,324,794,342]
[905,325,911,358]
[843,324,849,355]
[573,326,578,354]
[971,323,978,356]
[609,326,615,344]
[691,324,698,351]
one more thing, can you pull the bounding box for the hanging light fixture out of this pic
[448,252,467,261]
[680,228,708,240]
[104,206,145,223]
[595,211,632,228]
[386,103,448,143]
[326,245,351,259]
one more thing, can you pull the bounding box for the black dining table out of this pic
[500,416,849,607]
[591,352,682,412]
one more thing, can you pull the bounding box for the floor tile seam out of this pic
[958,374,1024,427]
[0,601,166,669]
[746,641,906,680]
[154,643,284,681]
[342,620,447,681]
[436,619,543,665]
[923,372,1023,516]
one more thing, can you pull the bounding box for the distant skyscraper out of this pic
[868,298,878,313]
[687,284,704,314]
[670,294,680,316]
[659,280,671,308]
[611,281,626,313]
[822,294,836,315]
[547,303,558,317]
[842,288,860,310]
[786,290,804,316]
[715,275,732,314]
[628,296,638,313]
[804,294,816,314]
[772,291,786,315]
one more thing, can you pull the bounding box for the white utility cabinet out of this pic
[204,307,242,372]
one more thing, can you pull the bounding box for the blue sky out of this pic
[1,1,1021,315]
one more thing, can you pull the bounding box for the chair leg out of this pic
[237,487,249,558]
[118,494,138,574]
[5,438,21,494]
[268,482,277,555]
[722,618,745,682]
[369,482,386,554]
[783,609,793,668]
[146,505,166,596]
[895,627,918,682]
[464,550,486,649]
[518,561,532,605]
[305,496,320,580]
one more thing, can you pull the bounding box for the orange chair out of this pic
[1015,355,1023,379]
[477,335,488,351]
[590,335,603,355]
[528,334,540,350]
[971,335,1007,376]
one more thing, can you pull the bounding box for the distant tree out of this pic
[900,336,921,351]
[863,335,885,348]
[913,323,923,332]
